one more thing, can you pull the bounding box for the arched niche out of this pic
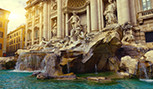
[27,29,32,41]
[34,27,39,39]
[67,0,86,9]
[63,0,89,36]
[65,0,87,12]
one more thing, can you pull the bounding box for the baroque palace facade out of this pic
[7,25,25,56]
[25,0,153,47]
[0,8,10,57]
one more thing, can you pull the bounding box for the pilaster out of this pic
[87,4,91,33]
[57,0,62,38]
[65,13,69,36]
[90,0,98,31]
[43,0,48,40]
[117,0,130,24]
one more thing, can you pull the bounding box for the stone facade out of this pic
[7,25,25,56]
[0,8,10,57]
[25,0,153,48]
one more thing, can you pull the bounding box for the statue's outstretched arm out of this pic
[67,17,72,24]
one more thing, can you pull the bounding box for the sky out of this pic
[0,0,27,34]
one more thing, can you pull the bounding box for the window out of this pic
[145,31,153,42]
[16,44,18,50]
[0,12,3,18]
[142,0,151,11]
[18,44,20,49]
[16,38,18,43]
[36,30,38,38]
[35,30,39,38]
[35,9,39,16]
[0,22,2,27]
[0,32,3,38]
[0,44,2,50]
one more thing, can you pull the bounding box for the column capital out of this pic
[39,2,43,9]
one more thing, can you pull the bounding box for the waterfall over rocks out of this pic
[15,52,46,71]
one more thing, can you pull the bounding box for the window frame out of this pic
[0,43,2,50]
[141,0,152,11]
[0,21,2,28]
[0,31,3,38]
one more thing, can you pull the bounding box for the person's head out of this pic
[72,11,76,15]
[108,0,113,3]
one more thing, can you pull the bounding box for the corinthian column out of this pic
[87,4,91,33]
[3,20,9,55]
[117,0,130,24]
[39,8,43,42]
[90,0,98,31]
[25,21,28,47]
[57,0,62,38]
[32,10,34,45]
[65,13,69,36]
[43,0,48,40]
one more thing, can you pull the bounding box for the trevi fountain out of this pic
[1,0,153,88]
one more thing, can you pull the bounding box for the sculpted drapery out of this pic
[104,0,117,25]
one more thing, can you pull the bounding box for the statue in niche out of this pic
[67,11,82,42]
[104,0,117,25]
[51,19,57,37]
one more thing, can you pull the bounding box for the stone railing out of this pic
[138,9,153,24]
[27,39,32,43]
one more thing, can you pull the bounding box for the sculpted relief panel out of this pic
[51,0,57,11]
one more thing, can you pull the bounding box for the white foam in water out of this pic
[9,70,42,73]
[139,79,153,83]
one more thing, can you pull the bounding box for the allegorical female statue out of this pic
[52,19,57,37]
[104,0,117,25]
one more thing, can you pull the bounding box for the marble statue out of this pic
[104,0,117,25]
[67,12,81,42]
[67,12,81,36]
[39,37,48,46]
[122,22,135,44]
[52,19,57,37]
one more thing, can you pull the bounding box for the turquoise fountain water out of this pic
[1,70,153,89]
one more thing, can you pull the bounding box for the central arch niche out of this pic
[67,0,86,8]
